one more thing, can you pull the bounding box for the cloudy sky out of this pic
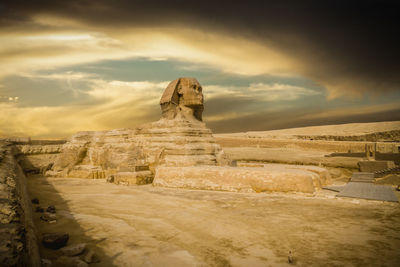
[0,0,399,138]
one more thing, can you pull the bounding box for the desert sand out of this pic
[216,121,400,139]
[28,175,400,267]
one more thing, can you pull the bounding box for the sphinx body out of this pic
[50,77,330,192]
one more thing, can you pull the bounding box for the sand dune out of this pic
[216,121,400,141]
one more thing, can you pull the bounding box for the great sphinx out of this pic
[50,78,230,183]
[49,77,330,192]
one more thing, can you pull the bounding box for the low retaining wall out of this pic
[13,144,63,176]
[216,137,399,153]
[153,165,331,193]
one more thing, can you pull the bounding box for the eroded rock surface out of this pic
[160,77,204,121]
[0,141,40,266]
[154,165,331,193]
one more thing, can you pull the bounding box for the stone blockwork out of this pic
[11,141,65,176]
[0,141,40,266]
[358,160,396,172]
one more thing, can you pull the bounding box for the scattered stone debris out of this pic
[31,198,39,204]
[106,175,114,183]
[6,177,16,188]
[42,232,69,249]
[81,248,100,263]
[60,243,87,256]
[0,201,17,224]
[35,206,44,213]
[46,205,56,213]
[288,250,293,264]
[55,256,88,267]
[40,212,57,223]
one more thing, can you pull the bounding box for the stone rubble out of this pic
[81,248,100,264]
[46,205,56,213]
[42,232,69,249]
[40,212,57,223]
[35,206,44,213]
[60,243,87,256]
[54,255,88,267]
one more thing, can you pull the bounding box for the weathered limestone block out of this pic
[67,165,105,179]
[358,160,396,172]
[113,171,154,185]
[261,164,332,188]
[16,145,62,155]
[60,243,87,256]
[153,166,326,193]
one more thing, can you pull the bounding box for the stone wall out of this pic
[0,141,40,266]
[13,143,63,175]
[293,130,400,142]
[216,136,399,153]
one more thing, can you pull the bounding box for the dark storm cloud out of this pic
[1,0,400,137]
[2,0,399,97]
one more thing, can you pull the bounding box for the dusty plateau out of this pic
[28,175,400,267]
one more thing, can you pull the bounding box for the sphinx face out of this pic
[178,78,204,107]
[160,77,204,121]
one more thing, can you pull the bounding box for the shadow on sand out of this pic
[25,171,119,266]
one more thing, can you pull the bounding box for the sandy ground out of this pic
[28,175,400,267]
[216,121,400,138]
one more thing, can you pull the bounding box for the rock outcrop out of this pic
[154,164,331,193]
[0,141,40,266]
[12,140,65,176]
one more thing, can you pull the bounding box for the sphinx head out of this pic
[160,78,204,121]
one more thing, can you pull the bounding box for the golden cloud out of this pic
[0,14,296,79]
[0,79,168,138]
